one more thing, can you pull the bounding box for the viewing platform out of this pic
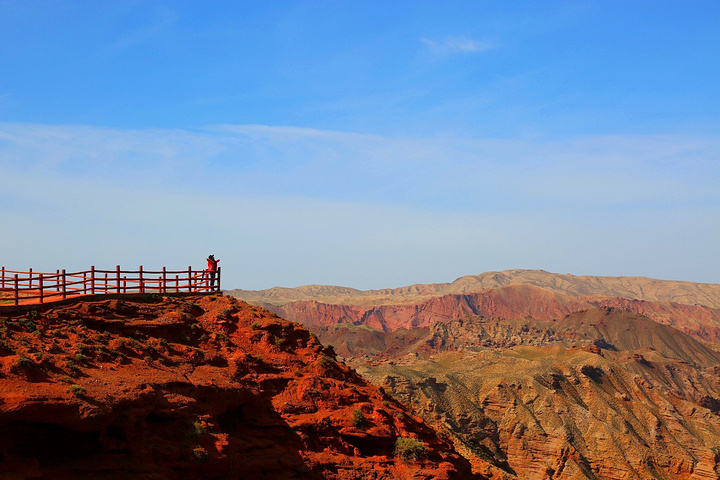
[0,266,221,307]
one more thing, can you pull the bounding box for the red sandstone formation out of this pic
[0,295,477,479]
[258,284,720,343]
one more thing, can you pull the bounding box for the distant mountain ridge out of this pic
[232,279,720,344]
[230,269,720,309]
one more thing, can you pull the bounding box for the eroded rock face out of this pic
[260,285,720,344]
[0,295,477,479]
[351,309,720,479]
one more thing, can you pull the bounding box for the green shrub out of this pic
[68,384,86,397]
[74,353,89,364]
[193,446,209,463]
[14,354,34,369]
[351,409,368,429]
[188,420,206,440]
[251,321,262,330]
[64,359,78,372]
[394,437,427,462]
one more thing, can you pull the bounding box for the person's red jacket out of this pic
[207,258,219,271]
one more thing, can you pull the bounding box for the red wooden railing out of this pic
[0,265,221,306]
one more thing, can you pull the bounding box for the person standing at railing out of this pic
[207,255,220,288]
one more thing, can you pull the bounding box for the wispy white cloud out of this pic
[1,123,718,209]
[421,35,495,57]
[1,122,719,288]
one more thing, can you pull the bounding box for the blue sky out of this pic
[1,1,719,289]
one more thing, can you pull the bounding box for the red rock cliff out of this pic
[0,294,477,479]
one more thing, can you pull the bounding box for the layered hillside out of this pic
[230,269,720,308]
[251,284,720,344]
[0,294,476,479]
[229,271,720,343]
[350,308,720,479]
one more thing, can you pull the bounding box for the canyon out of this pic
[231,270,720,478]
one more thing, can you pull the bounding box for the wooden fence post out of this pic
[1,266,4,289]
[28,268,33,290]
[188,266,192,292]
[62,270,67,299]
[116,266,121,294]
[39,275,44,304]
[104,273,108,294]
[14,274,18,306]
[83,272,87,295]
[162,267,167,294]
[175,275,179,293]
[90,266,95,295]
[139,266,144,294]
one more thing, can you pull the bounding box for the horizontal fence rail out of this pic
[0,265,221,306]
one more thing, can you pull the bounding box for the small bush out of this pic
[351,409,368,429]
[188,420,206,440]
[14,354,34,370]
[18,318,37,332]
[251,321,262,330]
[74,353,89,364]
[395,437,427,462]
[317,355,332,368]
[65,359,78,372]
[68,384,86,397]
[193,446,209,463]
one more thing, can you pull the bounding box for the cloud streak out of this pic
[1,123,718,209]
[1,122,719,288]
[421,35,494,57]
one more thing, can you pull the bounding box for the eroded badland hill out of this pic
[230,271,720,479]
[352,308,720,479]
[0,295,476,479]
